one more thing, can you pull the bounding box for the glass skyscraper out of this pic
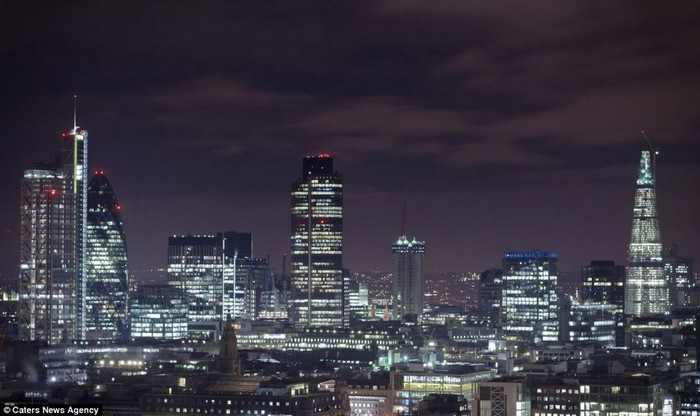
[19,164,74,344]
[19,123,88,343]
[85,171,129,340]
[63,127,89,339]
[391,236,425,320]
[290,154,344,328]
[501,251,558,343]
[167,232,257,322]
[625,150,668,316]
[581,260,625,346]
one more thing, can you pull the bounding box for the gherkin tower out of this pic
[625,151,668,316]
[85,171,129,339]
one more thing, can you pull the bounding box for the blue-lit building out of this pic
[501,251,558,343]
[85,171,129,340]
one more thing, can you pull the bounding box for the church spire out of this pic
[217,314,241,375]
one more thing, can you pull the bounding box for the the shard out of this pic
[625,150,668,316]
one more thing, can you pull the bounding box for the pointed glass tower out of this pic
[85,171,129,340]
[625,150,668,316]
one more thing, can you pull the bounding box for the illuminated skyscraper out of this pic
[19,164,74,344]
[290,154,344,328]
[19,113,88,343]
[167,232,256,322]
[391,236,425,320]
[63,125,89,339]
[625,151,668,316]
[501,251,558,343]
[663,244,694,308]
[85,171,129,340]
[582,260,625,346]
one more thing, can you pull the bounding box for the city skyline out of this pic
[2,2,700,279]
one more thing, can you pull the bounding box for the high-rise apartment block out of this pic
[85,171,129,340]
[391,236,425,320]
[501,251,558,343]
[625,151,668,316]
[19,122,89,343]
[290,154,344,328]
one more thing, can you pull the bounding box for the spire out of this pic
[400,202,407,239]
[625,149,666,317]
[217,314,241,374]
[639,130,659,186]
[72,94,79,133]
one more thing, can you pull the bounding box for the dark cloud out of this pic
[1,1,699,279]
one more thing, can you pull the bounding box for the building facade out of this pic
[167,232,255,322]
[625,150,668,317]
[19,124,88,343]
[290,154,344,328]
[19,164,74,344]
[85,171,129,340]
[479,268,503,328]
[501,251,558,343]
[392,236,425,320]
[581,260,625,346]
[663,244,694,308]
[130,285,188,340]
[472,378,530,416]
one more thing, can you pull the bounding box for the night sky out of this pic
[2,1,699,280]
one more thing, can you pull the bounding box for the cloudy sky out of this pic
[2,1,699,279]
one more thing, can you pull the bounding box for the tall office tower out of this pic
[501,251,558,343]
[18,112,88,343]
[391,236,425,320]
[478,268,503,328]
[167,232,253,322]
[663,244,694,308]
[290,154,344,328]
[625,151,668,317]
[232,257,270,320]
[62,125,89,339]
[582,261,626,304]
[582,260,625,346]
[85,171,129,340]
[19,164,74,344]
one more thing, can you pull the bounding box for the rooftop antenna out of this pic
[400,201,407,239]
[73,94,78,132]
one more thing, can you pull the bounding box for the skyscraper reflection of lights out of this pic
[625,151,668,316]
[85,171,129,340]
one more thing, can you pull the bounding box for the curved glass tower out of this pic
[85,171,129,340]
[625,151,667,316]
